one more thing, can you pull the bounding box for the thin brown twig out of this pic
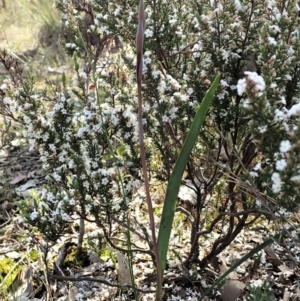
[96,219,154,256]
[170,38,201,56]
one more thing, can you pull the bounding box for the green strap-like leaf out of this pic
[157,74,221,278]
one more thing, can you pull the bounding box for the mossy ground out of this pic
[0,257,23,295]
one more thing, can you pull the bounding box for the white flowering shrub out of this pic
[0,50,139,246]
[1,0,300,276]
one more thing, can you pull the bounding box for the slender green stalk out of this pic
[157,74,221,280]
[136,0,162,299]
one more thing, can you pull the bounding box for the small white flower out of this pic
[183,73,189,80]
[255,199,261,207]
[274,108,287,121]
[49,144,56,153]
[279,140,291,153]
[144,57,152,65]
[152,70,161,79]
[169,18,177,26]
[3,96,12,105]
[61,212,69,221]
[254,162,261,171]
[114,7,120,16]
[237,78,247,95]
[291,175,300,182]
[276,159,287,171]
[187,87,194,95]
[244,71,266,92]
[270,25,281,34]
[113,203,121,211]
[30,210,38,221]
[40,156,47,162]
[271,172,282,193]
[250,279,263,287]
[261,118,273,130]
[288,103,300,116]
[23,115,32,124]
[285,74,292,80]
[52,172,61,182]
[214,3,223,13]
[287,46,295,56]
[157,80,167,93]
[47,192,55,202]
[249,171,258,177]
[83,181,90,188]
[234,0,242,10]
[267,36,277,45]
[68,198,76,205]
[101,177,109,185]
[68,159,75,169]
[144,29,153,37]
[220,79,229,87]
[280,96,286,105]
[162,115,169,122]
[100,25,108,33]
[166,74,181,90]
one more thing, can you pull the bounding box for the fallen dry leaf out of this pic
[218,255,246,301]
[68,286,78,301]
[219,255,238,280]
[221,279,246,301]
[283,289,290,301]
[264,246,281,267]
[10,173,27,185]
[275,265,294,276]
[89,251,102,263]
[116,252,131,285]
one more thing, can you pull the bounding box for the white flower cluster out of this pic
[6,0,296,274]
[11,61,140,227]
[77,0,300,205]
[237,72,266,96]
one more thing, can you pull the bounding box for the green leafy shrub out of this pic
[0,0,300,299]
